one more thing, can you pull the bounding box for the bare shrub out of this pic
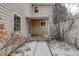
[0,24,26,55]
[53,4,74,41]
[7,32,26,56]
[11,32,26,46]
[0,24,10,55]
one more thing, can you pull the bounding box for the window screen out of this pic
[14,14,21,31]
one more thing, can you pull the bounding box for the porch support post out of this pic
[48,17,52,37]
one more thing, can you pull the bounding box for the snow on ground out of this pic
[13,38,79,56]
[14,41,52,56]
[49,40,79,56]
[14,41,37,56]
[34,41,51,56]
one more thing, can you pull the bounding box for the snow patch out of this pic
[49,40,79,56]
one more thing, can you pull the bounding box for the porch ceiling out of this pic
[26,15,49,19]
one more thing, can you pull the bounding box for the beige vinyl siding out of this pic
[0,4,12,36]
[0,3,29,37]
[32,5,53,16]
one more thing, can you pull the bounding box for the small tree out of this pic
[53,3,74,41]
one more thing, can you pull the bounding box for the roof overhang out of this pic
[26,15,49,19]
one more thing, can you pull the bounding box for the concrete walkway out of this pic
[13,36,52,56]
[34,41,52,56]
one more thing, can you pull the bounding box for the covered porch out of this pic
[26,15,50,38]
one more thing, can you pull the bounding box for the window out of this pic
[14,14,21,31]
[33,6,39,13]
[41,21,46,27]
[40,21,48,28]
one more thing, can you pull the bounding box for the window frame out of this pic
[13,13,21,32]
[33,6,40,14]
[40,21,48,28]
